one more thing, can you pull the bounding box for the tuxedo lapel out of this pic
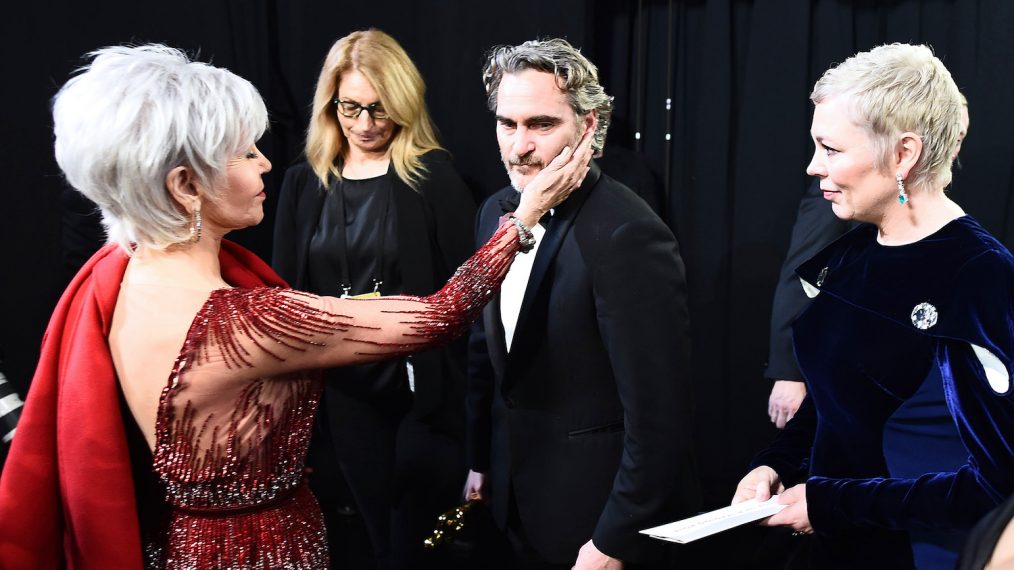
[484,294,509,378]
[475,200,512,376]
[507,163,601,368]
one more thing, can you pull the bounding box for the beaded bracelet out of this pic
[507,214,537,253]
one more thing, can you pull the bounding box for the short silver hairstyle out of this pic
[482,38,613,153]
[811,43,963,193]
[53,44,269,251]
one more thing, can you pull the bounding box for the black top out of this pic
[309,174,406,401]
[308,174,401,298]
[271,149,476,425]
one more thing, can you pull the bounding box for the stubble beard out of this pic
[504,154,545,192]
[502,124,585,192]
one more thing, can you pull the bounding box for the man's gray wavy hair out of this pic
[483,38,613,153]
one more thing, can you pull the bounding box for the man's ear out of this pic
[584,109,598,137]
[585,110,601,157]
[165,166,201,213]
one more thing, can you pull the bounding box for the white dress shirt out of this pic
[500,219,548,352]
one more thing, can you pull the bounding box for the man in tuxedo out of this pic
[463,38,699,569]
[763,177,852,428]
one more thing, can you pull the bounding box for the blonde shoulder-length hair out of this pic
[306,29,442,190]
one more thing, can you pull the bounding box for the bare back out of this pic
[94,218,516,568]
[110,283,210,450]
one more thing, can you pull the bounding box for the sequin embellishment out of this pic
[149,219,522,569]
[816,267,829,287]
[910,302,939,330]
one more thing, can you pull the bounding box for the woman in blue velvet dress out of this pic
[733,43,1014,569]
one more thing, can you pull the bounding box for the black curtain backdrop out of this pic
[598,0,1014,509]
[2,1,1013,566]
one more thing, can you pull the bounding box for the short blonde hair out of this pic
[53,44,268,251]
[811,43,963,193]
[305,29,442,189]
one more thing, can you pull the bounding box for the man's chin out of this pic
[508,172,531,193]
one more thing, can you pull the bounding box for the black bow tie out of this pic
[499,192,552,226]
[499,192,521,213]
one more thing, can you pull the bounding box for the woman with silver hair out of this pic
[0,44,591,569]
[732,43,1014,569]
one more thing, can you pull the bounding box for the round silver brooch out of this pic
[910,302,939,330]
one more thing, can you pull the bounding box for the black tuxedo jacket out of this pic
[765,178,854,381]
[466,163,700,565]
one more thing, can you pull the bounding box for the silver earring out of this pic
[896,173,908,205]
[190,207,202,242]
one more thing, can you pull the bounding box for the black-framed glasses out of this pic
[332,98,390,120]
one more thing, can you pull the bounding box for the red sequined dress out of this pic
[148,220,519,569]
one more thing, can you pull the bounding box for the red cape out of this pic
[0,241,286,569]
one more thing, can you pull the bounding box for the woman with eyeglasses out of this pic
[272,29,476,568]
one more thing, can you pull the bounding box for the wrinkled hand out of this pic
[768,380,807,429]
[732,465,784,505]
[463,469,488,502]
[514,128,594,228]
[765,484,812,534]
[572,539,623,570]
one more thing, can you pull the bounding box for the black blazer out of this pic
[466,163,700,565]
[272,149,476,428]
[765,177,853,381]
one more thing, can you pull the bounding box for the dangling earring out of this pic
[190,207,203,243]
[896,173,908,205]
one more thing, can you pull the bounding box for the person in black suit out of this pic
[764,177,853,429]
[272,29,476,569]
[463,38,699,569]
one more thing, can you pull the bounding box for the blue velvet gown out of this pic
[752,216,1014,569]
[882,365,969,568]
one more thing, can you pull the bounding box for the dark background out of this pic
[2,0,1013,565]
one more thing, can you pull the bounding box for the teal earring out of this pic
[896,173,908,205]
